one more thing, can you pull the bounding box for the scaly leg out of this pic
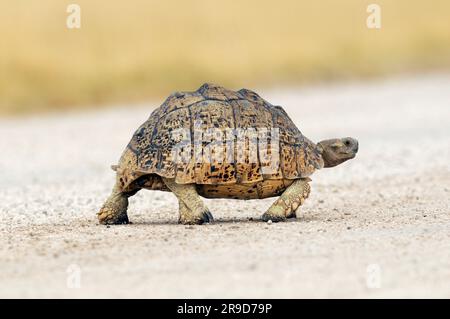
[163,178,214,225]
[97,181,137,225]
[262,178,311,222]
[178,200,193,224]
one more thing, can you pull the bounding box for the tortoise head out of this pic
[317,137,359,168]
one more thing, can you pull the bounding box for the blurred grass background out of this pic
[1,0,449,115]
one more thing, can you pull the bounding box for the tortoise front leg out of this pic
[262,178,311,222]
[163,178,214,225]
[97,181,136,225]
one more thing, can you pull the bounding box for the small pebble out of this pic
[267,220,273,224]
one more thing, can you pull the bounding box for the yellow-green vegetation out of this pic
[1,0,450,115]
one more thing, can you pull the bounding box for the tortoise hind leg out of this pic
[163,178,214,225]
[97,181,138,225]
[262,178,311,222]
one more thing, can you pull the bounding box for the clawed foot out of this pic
[179,209,214,225]
[97,194,130,225]
[262,195,305,222]
[261,205,287,222]
[261,212,286,222]
[97,207,130,225]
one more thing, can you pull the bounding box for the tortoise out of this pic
[98,83,359,225]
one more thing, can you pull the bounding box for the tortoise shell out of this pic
[114,83,323,195]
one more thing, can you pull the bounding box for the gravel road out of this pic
[1,73,449,298]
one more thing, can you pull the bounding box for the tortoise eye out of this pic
[344,140,351,147]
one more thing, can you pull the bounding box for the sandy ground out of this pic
[1,73,449,298]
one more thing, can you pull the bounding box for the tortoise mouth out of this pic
[338,142,358,157]
[338,151,357,157]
